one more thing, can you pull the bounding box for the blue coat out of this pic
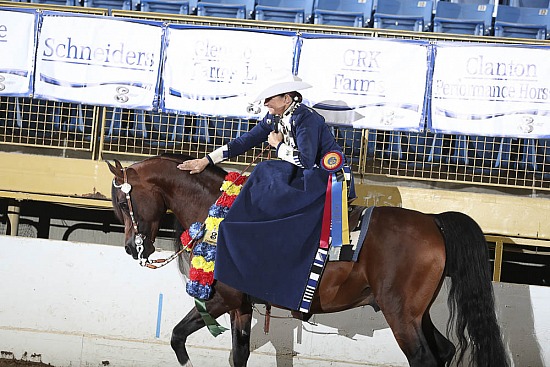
[214,104,354,310]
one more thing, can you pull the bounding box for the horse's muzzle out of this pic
[125,237,155,260]
[125,244,135,257]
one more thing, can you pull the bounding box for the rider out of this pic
[177,73,355,311]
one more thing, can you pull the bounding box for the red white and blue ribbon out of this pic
[320,151,349,251]
[299,151,349,312]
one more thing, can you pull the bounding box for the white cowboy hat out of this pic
[252,74,312,103]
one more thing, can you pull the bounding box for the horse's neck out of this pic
[164,169,225,228]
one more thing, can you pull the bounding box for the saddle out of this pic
[252,205,370,329]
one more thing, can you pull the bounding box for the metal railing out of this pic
[1,3,550,191]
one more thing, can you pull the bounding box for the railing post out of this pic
[7,199,21,236]
[493,239,504,282]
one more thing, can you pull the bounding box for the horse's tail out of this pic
[435,211,509,367]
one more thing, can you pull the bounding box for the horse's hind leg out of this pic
[382,305,452,366]
[385,314,439,367]
[229,301,253,367]
[422,313,455,366]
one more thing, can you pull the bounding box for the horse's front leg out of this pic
[172,282,245,366]
[230,300,253,367]
[171,307,204,367]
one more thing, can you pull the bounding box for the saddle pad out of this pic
[328,206,374,262]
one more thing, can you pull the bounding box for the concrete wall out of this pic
[0,235,549,367]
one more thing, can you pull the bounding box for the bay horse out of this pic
[107,153,509,367]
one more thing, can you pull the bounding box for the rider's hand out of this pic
[268,131,283,148]
[177,157,209,174]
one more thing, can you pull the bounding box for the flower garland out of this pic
[180,172,248,300]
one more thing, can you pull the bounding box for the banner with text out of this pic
[431,43,550,138]
[0,8,38,97]
[34,13,164,110]
[298,36,431,131]
[161,26,297,118]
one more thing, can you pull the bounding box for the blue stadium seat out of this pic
[196,0,255,19]
[427,134,453,164]
[170,114,192,142]
[0,97,23,132]
[50,102,94,140]
[400,130,436,166]
[467,135,504,173]
[30,0,79,6]
[535,139,550,178]
[5,98,54,139]
[446,134,504,173]
[449,135,471,165]
[332,125,362,164]
[433,1,494,35]
[313,0,374,27]
[140,0,190,14]
[132,112,176,147]
[360,130,377,161]
[191,117,213,143]
[84,0,133,12]
[518,138,538,170]
[451,0,492,3]
[496,137,538,172]
[510,0,549,7]
[104,108,147,141]
[384,131,403,159]
[373,0,434,32]
[255,0,315,23]
[494,4,549,39]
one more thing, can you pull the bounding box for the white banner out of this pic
[0,8,37,96]
[34,13,164,110]
[431,43,550,138]
[161,27,297,118]
[298,37,431,131]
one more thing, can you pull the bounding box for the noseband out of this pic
[112,168,154,267]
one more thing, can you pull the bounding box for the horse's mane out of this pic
[157,153,232,278]
[156,153,229,176]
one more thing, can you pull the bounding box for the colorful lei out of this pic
[180,172,248,300]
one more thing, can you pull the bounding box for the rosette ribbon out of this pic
[320,151,350,256]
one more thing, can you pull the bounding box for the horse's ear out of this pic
[106,160,124,178]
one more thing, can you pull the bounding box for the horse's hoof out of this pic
[182,360,194,367]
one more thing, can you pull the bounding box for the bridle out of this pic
[112,167,153,267]
[112,148,272,269]
[112,162,211,270]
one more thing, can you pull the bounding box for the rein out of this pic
[112,146,272,269]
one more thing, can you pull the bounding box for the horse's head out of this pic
[107,159,167,264]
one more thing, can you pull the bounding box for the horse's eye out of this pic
[119,201,129,212]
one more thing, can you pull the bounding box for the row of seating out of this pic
[0,96,250,146]
[3,97,549,177]
[342,127,550,175]
[6,0,550,40]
